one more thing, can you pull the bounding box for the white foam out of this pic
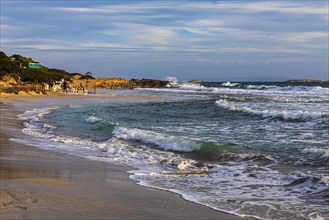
[112,127,200,152]
[137,84,329,102]
[85,115,102,123]
[302,147,329,158]
[215,99,327,120]
[245,85,277,90]
[17,107,58,121]
[177,161,192,170]
[245,84,329,93]
[129,160,329,220]
[308,211,329,220]
[222,82,239,87]
[178,83,208,91]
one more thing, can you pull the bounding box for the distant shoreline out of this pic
[284,79,327,83]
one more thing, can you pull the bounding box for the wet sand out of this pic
[1,95,245,219]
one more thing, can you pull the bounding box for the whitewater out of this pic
[16,79,329,220]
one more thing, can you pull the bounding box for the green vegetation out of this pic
[0,52,21,80]
[11,54,36,67]
[20,69,68,83]
[79,71,95,80]
[0,51,71,83]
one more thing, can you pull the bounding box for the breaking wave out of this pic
[18,107,58,121]
[222,82,239,87]
[165,76,179,87]
[112,127,201,152]
[245,85,329,93]
[85,115,102,123]
[215,99,328,121]
[140,82,328,98]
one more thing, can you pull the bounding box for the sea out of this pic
[16,78,329,220]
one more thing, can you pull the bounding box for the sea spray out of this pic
[165,76,179,87]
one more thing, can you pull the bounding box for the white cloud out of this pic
[182,2,328,16]
[0,24,15,33]
[2,1,327,62]
[54,3,174,14]
[17,44,69,50]
[280,32,329,43]
[184,27,208,35]
[56,7,116,13]
[183,19,223,27]
[55,1,328,16]
[242,2,328,16]
[133,27,177,44]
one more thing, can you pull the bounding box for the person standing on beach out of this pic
[49,80,54,91]
[63,81,68,93]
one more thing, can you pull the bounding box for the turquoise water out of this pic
[19,81,329,219]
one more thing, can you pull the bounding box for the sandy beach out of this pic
[0,94,244,220]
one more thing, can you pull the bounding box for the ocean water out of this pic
[17,79,329,220]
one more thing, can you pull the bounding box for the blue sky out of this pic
[1,1,328,81]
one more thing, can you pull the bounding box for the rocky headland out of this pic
[285,79,327,83]
[70,78,169,90]
[0,52,171,94]
[189,79,205,83]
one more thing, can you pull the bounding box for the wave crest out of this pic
[222,82,239,87]
[18,107,58,121]
[112,127,200,152]
[85,116,102,123]
[215,99,327,120]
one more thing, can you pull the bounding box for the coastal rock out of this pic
[70,73,84,80]
[285,79,326,83]
[189,79,205,83]
[130,79,169,88]
[96,78,130,89]
[285,77,326,83]
[71,77,131,89]
[0,74,18,87]
[70,78,170,89]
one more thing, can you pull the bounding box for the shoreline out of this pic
[0,95,245,219]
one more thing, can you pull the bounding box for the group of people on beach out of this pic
[34,80,95,95]
[62,81,88,94]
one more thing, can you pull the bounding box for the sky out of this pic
[1,0,328,81]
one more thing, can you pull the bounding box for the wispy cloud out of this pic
[171,1,329,23]
[280,32,329,43]
[55,1,328,16]
[1,1,328,79]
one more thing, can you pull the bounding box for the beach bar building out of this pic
[28,63,43,69]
